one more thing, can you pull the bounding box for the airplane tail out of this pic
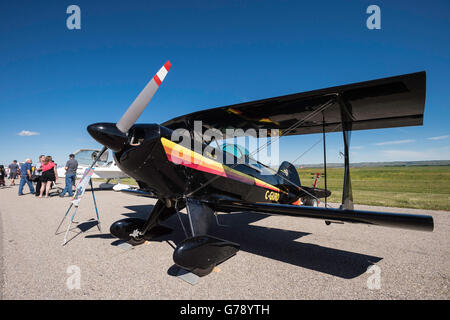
[277,161,301,189]
[278,162,331,204]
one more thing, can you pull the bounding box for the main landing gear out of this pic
[172,198,239,276]
[110,199,175,245]
[109,198,240,277]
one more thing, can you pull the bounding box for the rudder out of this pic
[277,161,301,187]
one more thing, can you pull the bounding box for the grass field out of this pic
[96,166,450,211]
[298,166,450,211]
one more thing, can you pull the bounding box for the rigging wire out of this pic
[185,99,336,198]
[323,112,328,207]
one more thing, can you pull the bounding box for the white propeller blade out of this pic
[116,61,171,133]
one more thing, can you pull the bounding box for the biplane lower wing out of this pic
[209,199,434,232]
[120,188,157,198]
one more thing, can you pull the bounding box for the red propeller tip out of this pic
[164,61,171,71]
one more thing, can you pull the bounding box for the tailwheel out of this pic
[304,198,318,207]
[173,235,240,277]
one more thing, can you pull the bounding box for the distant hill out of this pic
[294,160,450,168]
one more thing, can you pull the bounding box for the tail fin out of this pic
[278,161,301,187]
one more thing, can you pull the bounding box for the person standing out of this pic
[39,156,58,198]
[34,155,45,197]
[8,160,19,186]
[18,159,35,195]
[0,165,6,186]
[60,154,78,197]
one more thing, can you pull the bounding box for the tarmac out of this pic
[0,181,448,299]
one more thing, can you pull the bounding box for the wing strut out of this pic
[322,112,328,207]
[338,94,354,210]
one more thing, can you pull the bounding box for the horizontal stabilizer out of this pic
[299,186,331,199]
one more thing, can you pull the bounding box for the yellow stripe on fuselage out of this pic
[161,137,284,193]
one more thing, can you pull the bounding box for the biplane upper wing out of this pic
[161,71,425,136]
[208,199,434,232]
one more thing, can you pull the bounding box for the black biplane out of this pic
[87,62,433,276]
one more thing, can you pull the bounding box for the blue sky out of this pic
[0,0,449,166]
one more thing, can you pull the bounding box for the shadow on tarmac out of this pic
[89,204,382,279]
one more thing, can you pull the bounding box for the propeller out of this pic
[87,61,172,153]
[116,61,171,133]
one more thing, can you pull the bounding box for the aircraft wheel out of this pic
[127,237,146,246]
[173,235,240,277]
[304,198,318,207]
[192,264,216,277]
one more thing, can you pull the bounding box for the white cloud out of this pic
[374,139,415,146]
[427,135,449,141]
[18,130,40,136]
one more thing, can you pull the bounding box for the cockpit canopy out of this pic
[221,143,250,159]
[219,143,275,174]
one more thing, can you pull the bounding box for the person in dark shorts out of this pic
[60,154,78,197]
[39,156,58,198]
[8,160,19,185]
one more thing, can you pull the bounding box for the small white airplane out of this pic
[57,149,132,191]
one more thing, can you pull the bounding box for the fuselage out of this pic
[88,123,298,204]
